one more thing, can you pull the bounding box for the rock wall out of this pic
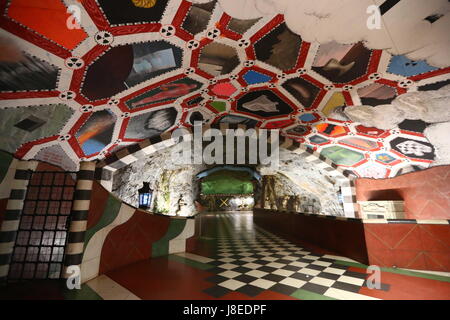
[113,146,344,217]
[260,149,344,216]
[262,173,323,214]
[345,85,450,166]
[112,147,206,216]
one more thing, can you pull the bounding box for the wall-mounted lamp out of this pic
[138,182,153,209]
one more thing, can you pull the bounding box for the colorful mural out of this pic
[237,90,294,117]
[75,111,116,156]
[316,124,348,137]
[0,50,59,92]
[198,42,240,76]
[217,115,258,127]
[126,78,202,109]
[125,41,183,87]
[387,55,438,77]
[227,17,261,34]
[321,92,348,120]
[357,83,397,106]
[0,0,448,178]
[282,77,320,108]
[312,41,372,83]
[125,108,178,140]
[390,137,435,160]
[0,104,73,153]
[321,146,365,166]
[242,70,272,85]
[182,1,217,35]
[82,41,183,100]
[97,0,169,25]
[254,23,302,71]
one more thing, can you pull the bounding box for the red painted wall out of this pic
[365,223,450,272]
[253,209,370,264]
[35,162,65,172]
[356,166,450,219]
[0,161,68,230]
[254,209,450,272]
[86,182,110,229]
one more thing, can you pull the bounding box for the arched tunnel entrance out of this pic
[108,124,356,219]
[195,166,261,212]
[107,125,358,263]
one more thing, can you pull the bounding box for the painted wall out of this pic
[0,155,69,216]
[254,208,450,272]
[356,165,450,219]
[81,181,195,282]
[0,153,195,283]
[0,199,7,234]
[0,151,18,230]
[253,208,369,264]
[112,146,206,217]
[364,223,450,272]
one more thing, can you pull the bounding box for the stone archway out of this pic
[195,165,261,212]
[95,123,359,217]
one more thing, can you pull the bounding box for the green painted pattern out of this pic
[152,218,187,257]
[221,214,233,238]
[210,101,226,112]
[168,254,214,271]
[334,259,368,269]
[334,259,450,283]
[0,151,13,185]
[83,194,122,250]
[320,146,364,166]
[291,289,337,300]
[63,283,103,300]
[380,267,450,283]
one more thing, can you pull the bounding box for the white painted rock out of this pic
[424,122,450,166]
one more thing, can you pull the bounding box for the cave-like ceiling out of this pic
[0,0,449,178]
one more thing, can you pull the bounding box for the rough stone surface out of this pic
[393,85,450,123]
[113,145,344,216]
[206,0,450,67]
[112,146,206,216]
[345,85,450,129]
[424,122,450,166]
[274,149,344,216]
[262,173,323,214]
[344,104,404,130]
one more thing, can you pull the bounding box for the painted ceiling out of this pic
[0,0,449,178]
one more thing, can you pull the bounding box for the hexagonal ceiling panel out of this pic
[0,0,449,178]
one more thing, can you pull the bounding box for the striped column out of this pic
[0,160,37,283]
[63,161,96,278]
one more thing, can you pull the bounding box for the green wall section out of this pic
[152,219,187,257]
[0,104,73,153]
[83,194,122,250]
[0,151,13,185]
[201,170,253,195]
[168,254,214,271]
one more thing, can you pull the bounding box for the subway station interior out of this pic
[0,0,449,301]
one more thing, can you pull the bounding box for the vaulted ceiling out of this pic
[0,0,449,178]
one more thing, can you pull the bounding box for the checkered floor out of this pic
[196,212,389,298]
